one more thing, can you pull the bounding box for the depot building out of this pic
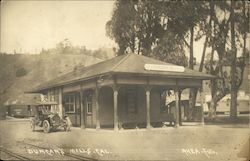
[29,53,214,131]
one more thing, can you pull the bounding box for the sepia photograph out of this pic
[0,0,249,160]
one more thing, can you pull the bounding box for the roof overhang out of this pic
[28,71,216,93]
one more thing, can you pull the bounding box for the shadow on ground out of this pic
[237,137,250,161]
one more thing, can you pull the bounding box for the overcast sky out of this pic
[1,0,116,54]
[1,0,208,62]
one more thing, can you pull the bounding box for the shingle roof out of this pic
[30,53,215,92]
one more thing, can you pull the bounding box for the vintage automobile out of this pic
[30,102,71,133]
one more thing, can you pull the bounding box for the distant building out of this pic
[205,90,249,115]
[166,94,203,121]
[4,94,40,118]
[0,106,7,120]
[197,58,250,115]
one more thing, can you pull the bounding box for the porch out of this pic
[59,75,205,131]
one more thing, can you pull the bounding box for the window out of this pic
[43,95,49,102]
[86,93,92,114]
[49,90,55,101]
[126,88,137,114]
[64,94,75,113]
[54,89,59,102]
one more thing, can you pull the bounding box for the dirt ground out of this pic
[0,116,249,161]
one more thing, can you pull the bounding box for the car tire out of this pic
[43,120,50,133]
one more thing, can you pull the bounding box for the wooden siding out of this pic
[63,84,81,93]
[177,79,201,87]
[149,78,176,86]
[62,92,81,127]
[116,75,147,85]
[99,87,114,126]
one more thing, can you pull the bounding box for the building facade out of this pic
[30,54,214,130]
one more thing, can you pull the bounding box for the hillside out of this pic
[0,51,248,107]
[0,53,113,106]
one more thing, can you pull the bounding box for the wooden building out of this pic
[29,54,214,130]
[5,103,58,118]
[206,91,250,115]
[4,94,41,118]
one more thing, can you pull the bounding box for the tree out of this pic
[56,38,73,55]
[159,1,209,120]
[107,0,210,120]
[106,0,162,56]
[152,31,188,67]
[204,0,249,119]
[230,0,237,120]
[106,0,137,55]
[107,0,249,120]
[230,0,249,120]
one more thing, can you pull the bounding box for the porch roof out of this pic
[30,53,215,92]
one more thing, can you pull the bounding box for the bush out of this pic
[16,67,27,77]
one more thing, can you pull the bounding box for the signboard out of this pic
[144,64,185,72]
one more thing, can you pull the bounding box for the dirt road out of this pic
[0,119,249,160]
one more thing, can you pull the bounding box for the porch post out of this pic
[58,87,63,118]
[80,89,85,129]
[146,89,151,129]
[199,83,205,126]
[174,89,180,128]
[113,89,119,131]
[178,90,182,126]
[95,88,100,130]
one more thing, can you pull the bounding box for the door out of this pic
[74,93,81,127]
[64,93,81,127]
[85,92,94,128]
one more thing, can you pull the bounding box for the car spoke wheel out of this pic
[43,120,50,133]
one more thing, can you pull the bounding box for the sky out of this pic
[1,0,116,54]
[0,0,207,62]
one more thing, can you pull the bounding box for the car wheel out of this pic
[30,120,35,132]
[43,120,50,133]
